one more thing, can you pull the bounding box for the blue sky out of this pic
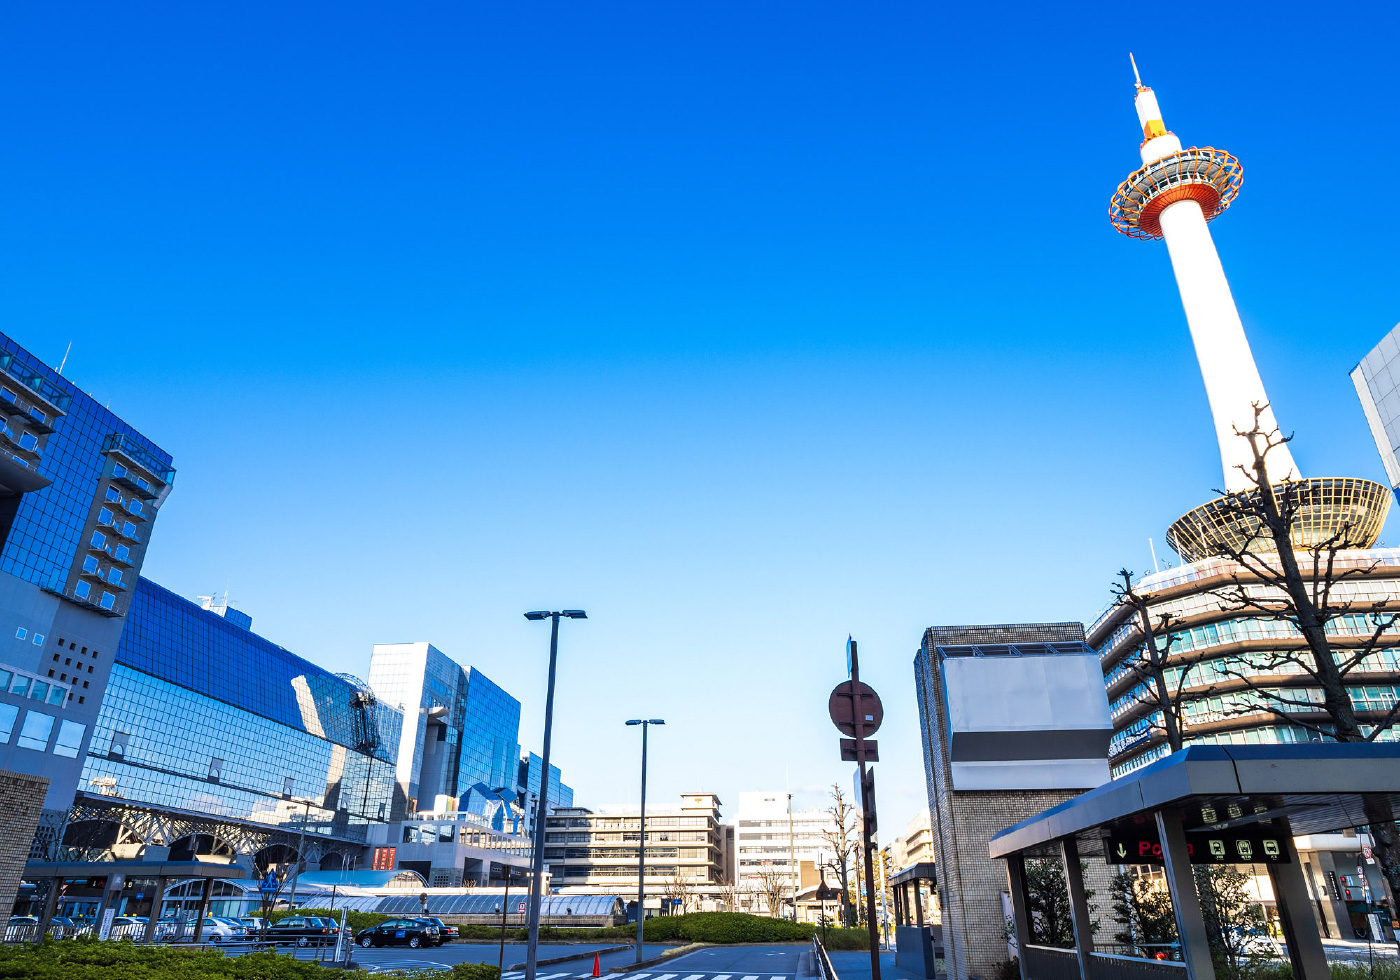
[5,1,1399,824]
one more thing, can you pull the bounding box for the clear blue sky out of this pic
[5,2,1398,825]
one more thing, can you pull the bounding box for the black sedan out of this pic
[266,915,335,947]
[355,917,441,948]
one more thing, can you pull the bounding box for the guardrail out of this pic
[812,936,839,980]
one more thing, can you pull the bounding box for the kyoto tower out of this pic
[1108,57,1389,560]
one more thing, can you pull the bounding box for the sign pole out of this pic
[849,641,881,980]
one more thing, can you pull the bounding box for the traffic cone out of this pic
[592,953,602,978]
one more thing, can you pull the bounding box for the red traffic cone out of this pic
[592,953,602,978]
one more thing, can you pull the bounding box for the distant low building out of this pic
[733,791,837,917]
[545,793,726,912]
[890,808,932,874]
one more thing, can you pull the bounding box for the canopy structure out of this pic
[989,744,1400,980]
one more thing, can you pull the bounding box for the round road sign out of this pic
[828,680,883,738]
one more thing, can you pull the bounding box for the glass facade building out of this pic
[368,642,524,825]
[1352,323,1400,495]
[70,579,402,861]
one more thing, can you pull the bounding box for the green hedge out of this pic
[453,912,868,947]
[0,938,505,980]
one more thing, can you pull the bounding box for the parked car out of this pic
[266,915,335,947]
[213,917,249,939]
[419,917,457,942]
[239,916,267,936]
[354,917,441,948]
[7,917,37,926]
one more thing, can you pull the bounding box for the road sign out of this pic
[1104,826,1290,865]
[258,872,279,896]
[1363,844,1374,860]
[517,901,526,914]
[840,738,879,762]
[829,681,883,738]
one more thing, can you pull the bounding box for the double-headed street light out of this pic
[522,609,587,980]
[625,718,664,963]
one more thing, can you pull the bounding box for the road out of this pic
[336,941,672,974]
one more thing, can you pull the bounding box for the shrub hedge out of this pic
[0,938,506,980]
[450,913,869,948]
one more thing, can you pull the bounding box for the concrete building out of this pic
[544,793,726,910]
[890,809,932,874]
[0,331,174,916]
[733,791,837,916]
[914,622,1114,980]
[1096,70,1400,941]
[518,750,574,842]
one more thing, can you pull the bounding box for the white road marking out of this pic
[741,974,761,980]
[680,974,706,980]
[652,974,678,980]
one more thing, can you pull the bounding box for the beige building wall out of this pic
[0,769,50,916]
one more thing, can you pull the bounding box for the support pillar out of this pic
[1268,823,1329,980]
[914,880,925,927]
[1155,810,1215,980]
[192,878,214,943]
[35,876,60,940]
[1005,855,1033,980]
[141,877,168,944]
[1060,837,1095,980]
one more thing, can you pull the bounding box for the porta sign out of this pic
[1104,827,1289,865]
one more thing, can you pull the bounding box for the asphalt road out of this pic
[650,945,807,976]
[336,941,672,974]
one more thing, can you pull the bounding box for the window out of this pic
[98,507,114,525]
[108,569,123,587]
[283,776,295,798]
[128,499,143,516]
[64,658,70,666]
[208,757,223,782]
[99,592,115,610]
[14,628,25,640]
[10,675,29,697]
[114,545,130,562]
[82,555,99,574]
[74,581,91,600]
[105,486,122,503]
[109,731,129,757]
[17,711,54,751]
[0,670,10,689]
[0,703,16,742]
[53,720,85,758]
[112,463,127,478]
[27,406,45,424]
[0,387,13,404]
[90,531,106,549]
[47,686,65,706]
[32,633,42,645]
[121,522,137,539]
[17,431,37,452]
[30,681,48,702]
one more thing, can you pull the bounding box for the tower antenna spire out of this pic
[1129,52,1143,90]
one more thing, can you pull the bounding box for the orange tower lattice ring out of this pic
[1109,146,1243,240]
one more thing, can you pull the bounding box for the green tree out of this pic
[1194,864,1268,980]
[1109,870,1177,956]
[1024,859,1095,949]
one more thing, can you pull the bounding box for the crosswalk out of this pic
[502,972,791,980]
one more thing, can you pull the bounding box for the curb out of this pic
[508,943,637,971]
[605,942,709,973]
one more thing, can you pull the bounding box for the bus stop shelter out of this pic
[988,743,1400,980]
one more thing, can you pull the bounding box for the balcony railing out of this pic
[0,352,72,413]
[103,433,175,486]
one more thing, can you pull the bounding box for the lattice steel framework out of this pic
[1166,477,1392,563]
[1110,146,1243,239]
[53,797,362,871]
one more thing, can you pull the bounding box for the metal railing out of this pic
[812,935,839,980]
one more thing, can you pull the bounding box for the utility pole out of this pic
[287,798,312,912]
[787,793,797,921]
[626,719,664,963]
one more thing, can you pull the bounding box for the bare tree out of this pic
[663,872,694,915]
[819,783,857,927]
[756,865,789,919]
[1194,403,1400,902]
[1111,569,1209,754]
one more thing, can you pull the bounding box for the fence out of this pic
[1021,944,1188,980]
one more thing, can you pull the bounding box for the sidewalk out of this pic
[827,949,924,980]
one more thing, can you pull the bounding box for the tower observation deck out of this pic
[1110,58,1389,561]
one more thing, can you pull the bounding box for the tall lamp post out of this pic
[626,718,664,964]
[522,609,587,980]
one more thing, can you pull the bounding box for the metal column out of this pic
[1155,810,1216,980]
[141,877,168,944]
[1268,823,1329,980]
[1061,837,1096,980]
[192,878,214,943]
[1005,855,1033,980]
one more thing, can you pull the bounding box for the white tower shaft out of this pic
[1129,80,1298,492]
[1157,198,1297,492]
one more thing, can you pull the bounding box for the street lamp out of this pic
[626,718,664,964]
[522,609,586,980]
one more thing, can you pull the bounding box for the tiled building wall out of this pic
[0,768,50,915]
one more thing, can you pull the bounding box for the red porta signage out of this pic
[371,846,397,871]
[1104,827,1289,865]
